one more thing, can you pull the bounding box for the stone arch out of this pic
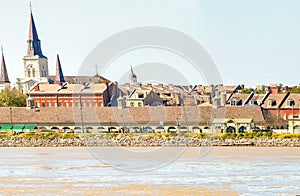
[156,126,165,133]
[226,126,235,133]
[167,126,177,132]
[238,126,246,133]
[192,126,202,133]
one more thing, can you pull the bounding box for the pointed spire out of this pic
[55,54,65,83]
[130,65,136,78]
[55,54,65,82]
[26,3,45,57]
[129,65,137,87]
[0,46,10,83]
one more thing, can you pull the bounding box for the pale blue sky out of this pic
[0,0,300,87]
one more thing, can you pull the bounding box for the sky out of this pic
[0,0,300,87]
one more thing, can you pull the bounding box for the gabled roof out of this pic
[0,106,270,126]
[28,83,107,94]
[261,93,289,109]
[48,75,110,84]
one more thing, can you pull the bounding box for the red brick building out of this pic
[27,82,117,108]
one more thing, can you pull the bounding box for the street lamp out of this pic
[9,107,12,133]
[176,118,180,133]
[79,94,84,133]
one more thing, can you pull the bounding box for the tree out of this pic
[290,86,300,93]
[240,88,254,94]
[0,88,27,107]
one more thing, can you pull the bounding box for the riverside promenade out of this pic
[1,134,300,147]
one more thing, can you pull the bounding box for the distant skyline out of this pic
[0,0,300,87]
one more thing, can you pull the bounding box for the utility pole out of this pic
[9,107,12,131]
[80,95,84,133]
[292,103,295,134]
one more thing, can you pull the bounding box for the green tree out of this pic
[290,86,300,93]
[0,88,27,107]
[240,88,254,94]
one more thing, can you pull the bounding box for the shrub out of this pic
[0,134,11,138]
[219,132,235,139]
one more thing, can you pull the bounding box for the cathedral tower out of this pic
[17,5,49,93]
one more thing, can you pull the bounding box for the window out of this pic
[287,99,295,106]
[138,94,144,98]
[70,102,74,107]
[230,100,236,106]
[282,114,286,120]
[130,102,134,107]
[32,68,35,77]
[94,102,97,107]
[76,102,79,107]
[42,102,45,107]
[54,102,57,107]
[88,101,92,107]
[59,102,62,107]
[138,102,142,107]
[65,102,69,107]
[36,102,40,107]
[28,70,31,77]
[99,102,103,107]
[47,102,51,107]
[268,100,276,106]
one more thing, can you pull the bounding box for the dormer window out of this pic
[268,100,276,106]
[230,98,242,106]
[138,94,144,98]
[287,99,295,106]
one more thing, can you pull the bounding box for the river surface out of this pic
[0,147,299,195]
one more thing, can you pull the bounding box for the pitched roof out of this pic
[48,75,110,84]
[0,106,271,126]
[0,46,10,83]
[261,93,288,109]
[28,83,107,94]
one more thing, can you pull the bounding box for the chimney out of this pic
[136,83,142,89]
[221,93,227,106]
[34,85,39,91]
[147,83,152,88]
[168,84,174,89]
[158,84,163,88]
[212,96,221,109]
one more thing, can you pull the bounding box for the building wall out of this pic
[267,108,300,120]
[31,94,104,108]
[23,56,48,78]
[144,91,163,106]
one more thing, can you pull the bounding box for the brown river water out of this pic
[0,147,299,195]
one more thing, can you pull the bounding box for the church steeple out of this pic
[26,4,45,57]
[0,46,10,83]
[55,54,65,83]
[129,65,137,87]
